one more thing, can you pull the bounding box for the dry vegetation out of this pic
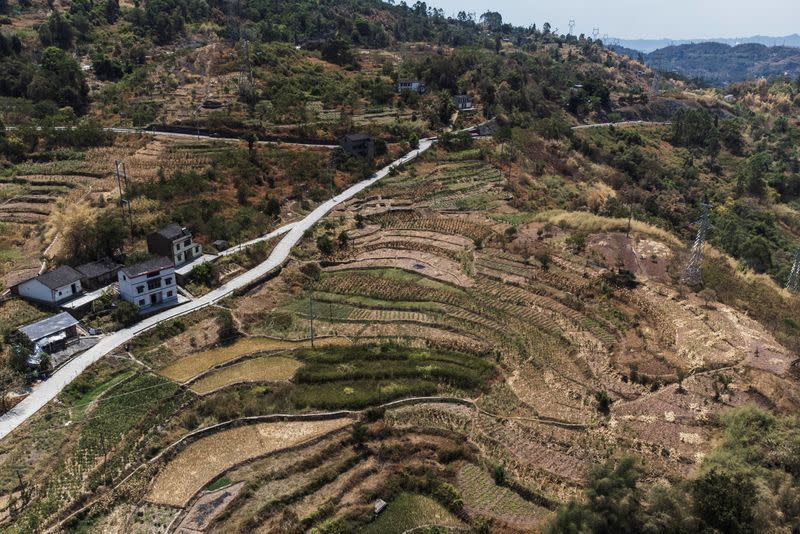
[146,418,352,507]
[189,355,302,395]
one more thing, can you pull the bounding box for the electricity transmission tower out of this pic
[682,203,712,287]
[238,39,254,100]
[568,19,575,36]
[592,28,600,40]
[787,249,800,293]
[114,161,134,236]
[650,72,660,97]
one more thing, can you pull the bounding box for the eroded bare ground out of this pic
[24,150,797,534]
[225,152,800,508]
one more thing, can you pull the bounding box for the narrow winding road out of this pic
[0,140,433,441]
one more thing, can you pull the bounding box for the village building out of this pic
[17,266,83,306]
[118,257,177,312]
[453,94,473,110]
[395,79,426,93]
[340,133,376,159]
[76,258,122,290]
[147,223,203,268]
[18,312,80,361]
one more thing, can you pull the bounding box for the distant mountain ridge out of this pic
[612,42,800,85]
[612,34,800,53]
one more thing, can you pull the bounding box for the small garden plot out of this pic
[146,418,352,507]
[326,248,473,287]
[457,463,549,529]
[289,344,495,409]
[359,492,465,534]
[189,355,302,395]
[158,337,345,383]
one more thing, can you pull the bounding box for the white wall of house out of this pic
[118,268,177,311]
[18,279,82,305]
[173,238,202,266]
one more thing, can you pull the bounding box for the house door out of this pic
[150,294,158,305]
[71,283,77,294]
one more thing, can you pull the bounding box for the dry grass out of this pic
[146,419,352,507]
[189,355,302,394]
[158,336,346,383]
[532,209,683,247]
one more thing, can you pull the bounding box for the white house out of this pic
[118,257,177,312]
[17,266,83,306]
[396,79,426,94]
[453,95,473,110]
[147,223,203,268]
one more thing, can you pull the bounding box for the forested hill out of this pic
[615,42,800,85]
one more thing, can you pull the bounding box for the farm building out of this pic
[17,266,83,306]
[18,312,80,359]
[118,256,178,312]
[147,223,203,268]
[395,79,426,93]
[340,133,376,159]
[453,95,473,110]
[76,258,122,290]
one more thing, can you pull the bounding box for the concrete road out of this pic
[572,120,671,130]
[0,139,432,441]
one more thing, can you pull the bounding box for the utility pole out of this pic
[682,203,712,287]
[238,39,254,101]
[626,205,633,237]
[114,161,134,238]
[308,291,315,348]
[787,248,800,293]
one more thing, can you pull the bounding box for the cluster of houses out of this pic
[12,224,204,370]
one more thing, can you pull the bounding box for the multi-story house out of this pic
[147,223,202,268]
[395,79,426,94]
[118,257,177,312]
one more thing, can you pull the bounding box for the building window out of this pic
[164,277,172,285]
[184,238,191,247]
[177,253,183,262]
[138,299,145,306]
[137,285,144,294]
[147,279,161,290]
[167,290,173,297]
[146,271,159,278]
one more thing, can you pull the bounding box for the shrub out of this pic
[113,301,139,327]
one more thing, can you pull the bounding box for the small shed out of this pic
[212,240,229,252]
[374,498,388,515]
[76,258,122,290]
[340,133,376,160]
[18,312,80,357]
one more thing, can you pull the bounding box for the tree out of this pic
[479,11,502,31]
[546,457,643,534]
[737,152,771,198]
[337,231,349,249]
[692,469,756,534]
[112,301,139,327]
[264,197,280,218]
[216,309,239,342]
[671,108,719,154]
[321,38,357,67]
[595,390,612,414]
[316,234,333,256]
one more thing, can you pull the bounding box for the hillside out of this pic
[614,41,800,84]
[0,1,799,533]
[614,33,800,53]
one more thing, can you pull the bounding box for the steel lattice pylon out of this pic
[682,203,712,287]
[787,248,800,293]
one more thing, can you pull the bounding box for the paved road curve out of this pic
[0,140,433,441]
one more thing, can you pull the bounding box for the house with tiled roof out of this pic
[17,266,84,306]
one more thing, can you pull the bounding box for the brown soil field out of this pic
[146,418,352,507]
[189,355,302,395]
[176,481,245,533]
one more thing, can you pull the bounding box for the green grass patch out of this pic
[359,492,465,534]
[206,476,232,491]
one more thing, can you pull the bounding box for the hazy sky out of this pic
[424,0,800,40]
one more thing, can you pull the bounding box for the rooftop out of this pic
[121,256,174,278]
[155,223,191,241]
[29,266,83,290]
[342,133,371,142]
[76,258,122,279]
[19,312,80,342]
